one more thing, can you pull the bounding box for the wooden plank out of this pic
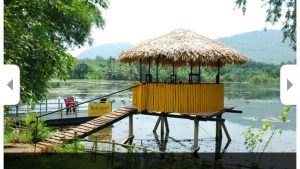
[77,125,93,130]
[46,138,62,144]
[103,114,116,118]
[60,135,73,140]
[62,132,76,138]
[105,114,120,119]
[91,118,107,123]
[53,134,66,138]
[70,127,88,133]
[111,111,127,116]
[51,136,62,140]
[88,121,103,125]
[65,129,85,135]
[101,117,114,121]
[53,133,72,139]
[81,123,97,128]
[116,109,131,113]
[86,121,103,125]
[118,107,134,111]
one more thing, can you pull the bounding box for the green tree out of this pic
[4,0,109,103]
[235,0,296,50]
[71,62,91,79]
[103,56,118,80]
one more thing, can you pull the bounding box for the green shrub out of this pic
[4,113,52,144]
[24,113,51,143]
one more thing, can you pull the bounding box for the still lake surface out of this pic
[46,80,296,152]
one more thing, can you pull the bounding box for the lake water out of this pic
[45,80,296,153]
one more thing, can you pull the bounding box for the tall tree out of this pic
[235,0,296,51]
[4,0,109,103]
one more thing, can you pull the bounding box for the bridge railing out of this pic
[6,102,88,119]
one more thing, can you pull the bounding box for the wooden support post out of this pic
[215,115,222,160]
[123,114,134,145]
[160,114,165,139]
[153,116,161,132]
[165,116,169,133]
[221,121,231,141]
[152,114,169,152]
[193,117,200,152]
[129,114,133,138]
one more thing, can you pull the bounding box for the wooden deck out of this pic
[36,107,137,149]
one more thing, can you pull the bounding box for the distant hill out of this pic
[218,30,295,64]
[77,30,295,64]
[77,42,132,59]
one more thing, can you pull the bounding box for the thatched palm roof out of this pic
[118,29,248,67]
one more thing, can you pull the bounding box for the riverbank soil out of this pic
[4,143,41,153]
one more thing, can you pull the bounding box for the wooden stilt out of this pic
[123,113,134,145]
[165,116,169,133]
[192,117,200,153]
[221,121,231,141]
[161,132,169,152]
[215,115,222,160]
[160,114,165,139]
[153,116,161,132]
[129,114,133,136]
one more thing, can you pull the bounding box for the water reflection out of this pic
[88,126,112,141]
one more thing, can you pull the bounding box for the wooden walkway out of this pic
[36,107,137,149]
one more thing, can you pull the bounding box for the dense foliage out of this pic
[235,0,296,51]
[68,56,291,84]
[4,113,51,144]
[4,0,109,103]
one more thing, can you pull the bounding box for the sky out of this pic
[68,0,283,57]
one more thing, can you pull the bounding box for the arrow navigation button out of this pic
[7,79,13,91]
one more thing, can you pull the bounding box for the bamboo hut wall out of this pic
[132,83,224,114]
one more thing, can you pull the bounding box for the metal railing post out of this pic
[58,99,60,110]
[60,103,63,119]
[75,105,78,118]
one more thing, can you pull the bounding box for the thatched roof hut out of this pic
[118,29,248,67]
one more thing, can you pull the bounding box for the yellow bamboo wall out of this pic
[132,83,224,114]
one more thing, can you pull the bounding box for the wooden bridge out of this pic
[36,107,137,149]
